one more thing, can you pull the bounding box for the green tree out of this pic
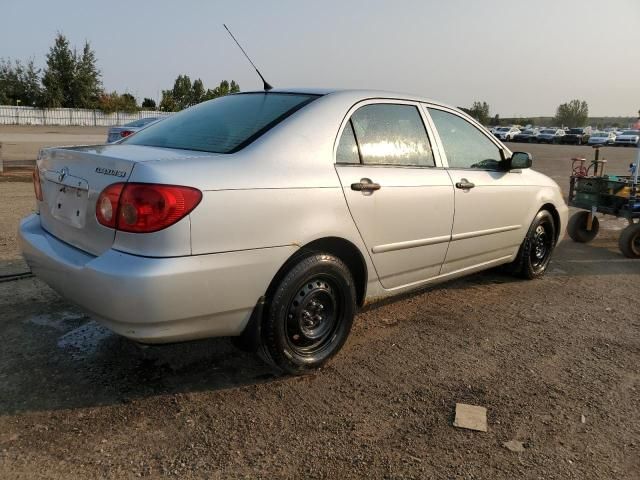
[555,99,589,127]
[71,41,101,108]
[490,113,500,126]
[204,80,240,100]
[159,91,177,112]
[160,76,240,111]
[468,101,490,125]
[141,97,156,109]
[40,34,102,108]
[173,74,192,110]
[41,33,76,107]
[97,91,138,113]
[191,78,205,105]
[0,58,42,106]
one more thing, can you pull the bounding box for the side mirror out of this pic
[509,151,532,169]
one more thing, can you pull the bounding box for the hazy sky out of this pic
[3,0,639,116]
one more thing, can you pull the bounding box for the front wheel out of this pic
[618,223,640,258]
[507,210,557,279]
[260,254,356,375]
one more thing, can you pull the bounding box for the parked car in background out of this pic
[106,117,162,143]
[493,126,520,141]
[561,127,592,145]
[20,89,568,374]
[614,130,640,147]
[588,131,616,145]
[537,128,565,144]
[513,128,539,143]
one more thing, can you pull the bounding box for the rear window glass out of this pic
[124,93,319,153]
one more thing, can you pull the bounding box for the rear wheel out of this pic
[260,254,356,375]
[567,211,599,243]
[507,209,557,279]
[618,223,640,258]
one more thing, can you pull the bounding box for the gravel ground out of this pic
[0,140,638,479]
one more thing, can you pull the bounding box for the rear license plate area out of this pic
[50,185,88,228]
[43,172,90,229]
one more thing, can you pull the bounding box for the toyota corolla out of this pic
[19,89,568,374]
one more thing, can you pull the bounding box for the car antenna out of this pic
[223,24,273,91]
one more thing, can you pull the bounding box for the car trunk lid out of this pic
[37,144,220,256]
[37,145,143,256]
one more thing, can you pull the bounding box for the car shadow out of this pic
[0,296,283,416]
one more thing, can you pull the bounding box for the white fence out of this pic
[0,105,171,126]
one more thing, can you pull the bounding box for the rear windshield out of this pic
[124,93,319,153]
[568,128,583,134]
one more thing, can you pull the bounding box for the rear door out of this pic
[335,101,454,290]
[425,106,537,274]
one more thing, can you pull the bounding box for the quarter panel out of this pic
[189,187,371,260]
[112,216,192,257]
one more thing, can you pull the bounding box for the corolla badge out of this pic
[95,167,127,178]
[58,167,69,182]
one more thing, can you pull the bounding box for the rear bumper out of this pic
[19,214,296,343]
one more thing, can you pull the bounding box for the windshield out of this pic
[591,132,607,137]
[124,93,320,153]
[622,130,639,135]
[540,129,556,134]
[568,128,583,134]
[124,117,159,128]
[497,127,511,132]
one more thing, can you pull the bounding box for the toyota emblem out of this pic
[58,167,69,182]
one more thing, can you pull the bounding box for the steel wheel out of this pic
[285,276,342,357]
[507,209,557,279]
[261,254,357,375]
[530,222,553,268]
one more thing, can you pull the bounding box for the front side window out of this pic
[124,93,319,154]
[348,104,435,167]
[428,108,502,170]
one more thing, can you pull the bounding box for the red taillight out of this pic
[96,183,125,228]
[120,130,134,138]
[96,183,202,233]
[33,167,43,201]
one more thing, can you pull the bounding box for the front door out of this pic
[334,101,454,290]
[426,106,537,275]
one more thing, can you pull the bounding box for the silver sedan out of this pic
[19,89,568,374]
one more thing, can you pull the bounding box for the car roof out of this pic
[238,87,452,109]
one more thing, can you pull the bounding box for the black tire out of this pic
[618,223,640,258]
[567,211,599,243]
[260,254,356,375]
[508,209,557,279]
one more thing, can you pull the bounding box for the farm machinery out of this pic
[566,145,640,258]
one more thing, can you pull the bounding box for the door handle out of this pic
[351,178,381,192]
[455,178,475,190]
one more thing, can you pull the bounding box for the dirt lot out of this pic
[0,139,638,479]
[0,125,107,164]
